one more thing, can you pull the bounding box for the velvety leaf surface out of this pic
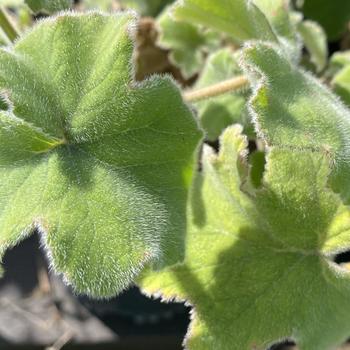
[192,48,249,140]
[173,0,277,43]
[140,126,350,350]
[241,42,350,203]
[157,6,219,79]
[25,0,72,13]
[0,12,201,297]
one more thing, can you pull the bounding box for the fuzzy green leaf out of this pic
[0,12,201,297]
[241,42,350,203]
[141,126,350,350]
[192,48,250,140]
[25,0,72,13]
[173,0,277,43]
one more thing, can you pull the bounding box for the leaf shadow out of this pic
[190,172,206,228]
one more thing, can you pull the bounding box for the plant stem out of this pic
[183,75,248,103]
[0,7,19,42]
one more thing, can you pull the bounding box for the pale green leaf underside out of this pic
[141,126,350,350]
[242,42,350,204]
[0,12,201,297]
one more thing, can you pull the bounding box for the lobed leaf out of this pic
[0,12,202,297]
[140,126,350,350]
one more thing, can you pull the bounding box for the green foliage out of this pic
[120,0,174,17]
[255,0,300,56]
[0,0,23,7]
[141,126,350,350]
[300,0,350,41]
[329,51,350,86]
[242,42,350,203]
[157,6,219,79]
[173,0,277,43]
[297,19,328,72]
[331,51,350,72]
[249,150,265,188]
[1,0,23,6]
[0,31,9,46]
[0,12,201,297]
[25,0,72,13]
[83,0,114,11]
[172,0,303,59]
[192,49,249,140]
[330,51,350,106]
[2,0,350,348]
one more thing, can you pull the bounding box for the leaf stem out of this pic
[183,75,249,103]
[0,7,19,42]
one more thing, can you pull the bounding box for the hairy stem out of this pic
[183,75,248,103]
[0,7,19,42]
